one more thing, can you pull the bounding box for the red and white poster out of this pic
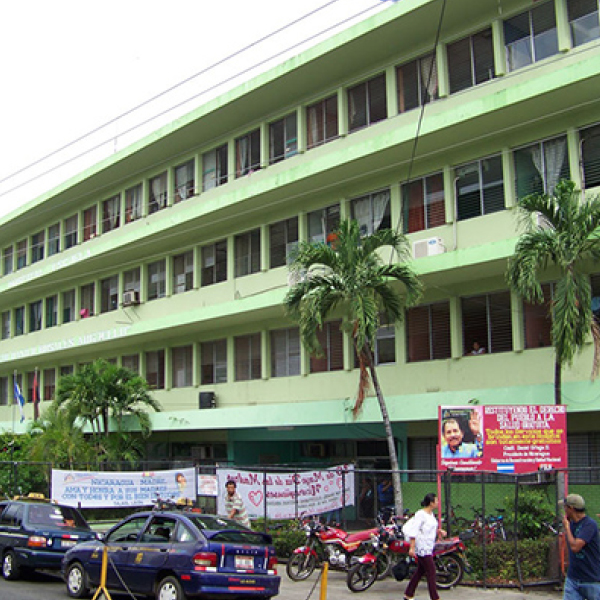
[438,405,567,473]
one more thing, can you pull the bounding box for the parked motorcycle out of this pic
[286,515,380,581]
[346,524,470,593]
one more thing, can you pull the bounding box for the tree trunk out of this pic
[554,359,562,405]
[364,344,403,516]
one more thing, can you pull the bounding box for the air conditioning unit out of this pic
[199,391,216,409]
[412,237,445,259]
[122,290,140,306]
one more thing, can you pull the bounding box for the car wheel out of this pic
[2,550,21,581]
[156,575,187,600]
[66,562,90,598]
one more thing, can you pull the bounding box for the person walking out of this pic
[560,493,600,600]
[403,492,446,600]
[223,480,251,528]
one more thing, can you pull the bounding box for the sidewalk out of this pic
[278,566,564,600]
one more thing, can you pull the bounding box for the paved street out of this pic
[0,565,564,600]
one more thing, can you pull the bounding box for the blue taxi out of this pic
[61,508,280,600]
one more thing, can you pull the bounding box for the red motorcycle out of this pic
[346,521,471,593]
[286,515,384,581]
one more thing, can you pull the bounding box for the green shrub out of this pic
[502,489,555,540]
[465,538,553,583]
[253,519,305,559]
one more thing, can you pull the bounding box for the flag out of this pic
[14,381,25,423]
[33,370,39,420]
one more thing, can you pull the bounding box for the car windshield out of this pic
[27,504,89,529]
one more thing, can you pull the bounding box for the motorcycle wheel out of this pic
[435,553,464,589]
[375,552,392,579]
[346,563,378,593]
[286,553,317,581]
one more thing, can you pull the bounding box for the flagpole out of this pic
[12,370,16,433]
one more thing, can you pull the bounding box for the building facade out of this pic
[1,0,600,474]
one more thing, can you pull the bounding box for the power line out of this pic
[0,1,386,198]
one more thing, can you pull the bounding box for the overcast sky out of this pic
[0,0,393,220]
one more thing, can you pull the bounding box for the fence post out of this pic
[444,469,451,536]
[341,468,346,530]
[294,469,299,519]
[514,474,524,590]
[263,467,268,533]
[481,473,487,587]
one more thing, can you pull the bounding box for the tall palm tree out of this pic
[507,180,600,404]
[56,359,161,459]
[284,219,423,514]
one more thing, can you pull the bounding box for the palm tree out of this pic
[506,180,600,404]
[56,359,161,459]
[284,219,423,514]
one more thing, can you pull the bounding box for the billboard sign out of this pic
[438,405,567,473]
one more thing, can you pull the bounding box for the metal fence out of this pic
[3,461,597,588]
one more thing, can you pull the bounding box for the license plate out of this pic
[61,540,77,548]
[235,556,254,570]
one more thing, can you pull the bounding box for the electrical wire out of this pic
[0,1,387,199]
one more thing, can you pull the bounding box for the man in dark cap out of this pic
[560,493,600,600]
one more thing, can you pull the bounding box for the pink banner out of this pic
[438,405,567,473]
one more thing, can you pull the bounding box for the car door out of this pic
[121,515,178,595]
[97,515,151,590]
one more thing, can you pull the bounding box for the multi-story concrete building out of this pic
[1,0,599,474]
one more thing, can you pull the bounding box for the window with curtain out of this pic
[270,113,298,164]
[504,1,558,72]
[397,53,438,114]
[173,251,194,293]
[350,189,391,237]
[31,231,45,264]
[16,239,27,270]
[514,135,570,198]
[2,311,10,339]
[174,160,195,203]
[203,144,228,191]
[201,241,227,286]
[43,368,56,401]
[310,320,343,373]
[45,295,57,328]
[462,291,513,355]
[83,206,97,242]
[15,306,24,336]
[64,215,78,249]
[102,195,121,233]
[146,349,165,389]
[447,28,495,94]
[235,333,262,381]
[48,223,60,256]
[270,327,301,377]
[149,172,168,214]
[201,339,227,384]
[402,172,445,233]
[567,0,600,47]
[101,275,119,312]
[580,123,600,190]
[122,354,140,374]
[235,229,261,278]
[172,345,193,388]
[270,217,299,268]
[307,204,340,243]
[147,259,166,300]
[455,155,505,221]
[125,184,143,223]
[62,289,75,323]
[347,73,387,132]
[236,129,261,178]
[406,301,451,362]
[80,283,95,317]
[306,95,338,149]
[523,282,555,349]
[124,267,141,295]
[3,246,13,276]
